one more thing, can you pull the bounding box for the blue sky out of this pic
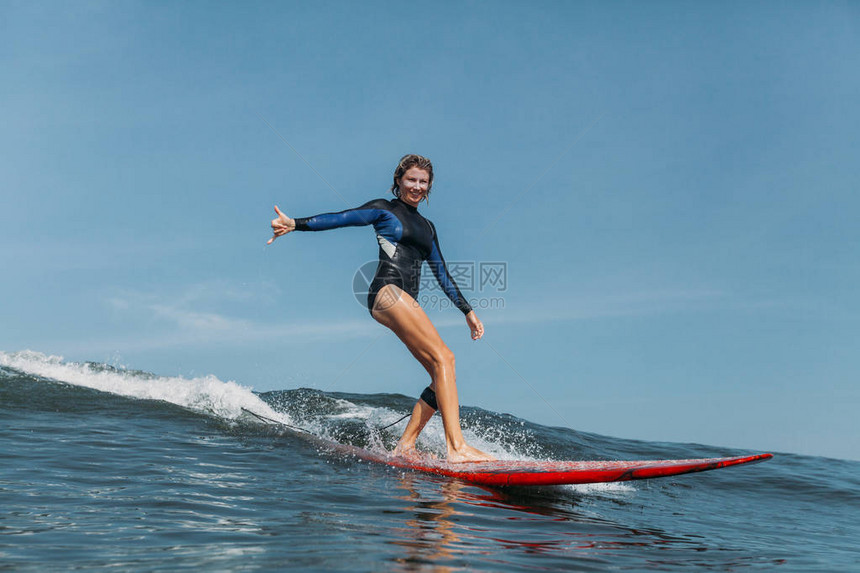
[3,1,858,460]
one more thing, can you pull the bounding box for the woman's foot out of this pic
[393,442,438,461]
[393,441,422,459]
[447,443,495,463]
[393,442,415,457]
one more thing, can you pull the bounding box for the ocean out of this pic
[1,350,857,571]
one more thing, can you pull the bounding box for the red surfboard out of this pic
[240,409,773,487]
[347,449,774,487]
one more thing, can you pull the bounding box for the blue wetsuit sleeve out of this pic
[427,222,473,315]
[294,200,385,231]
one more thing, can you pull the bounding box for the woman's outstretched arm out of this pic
[267,200,388,245]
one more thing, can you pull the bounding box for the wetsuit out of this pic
[294,198,473,315]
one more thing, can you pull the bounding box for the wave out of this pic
[0,350,759,461]
[0,350,556,462]
[0,350,287,425]
[7,349,847,500]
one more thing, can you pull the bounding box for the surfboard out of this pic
[241,407,773,487]
[355,451,774,487]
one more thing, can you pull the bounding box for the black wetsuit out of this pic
[294,198,473,315]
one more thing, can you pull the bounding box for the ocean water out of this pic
[1,351,858,572]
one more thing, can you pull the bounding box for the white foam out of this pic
[564,481,636,496]
[324,397,533,462]
[326,401,376,420]
[0,350,287,424]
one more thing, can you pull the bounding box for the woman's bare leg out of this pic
[372,285,494,463]
[392,397,435,457]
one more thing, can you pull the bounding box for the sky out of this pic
[2,0,858,461]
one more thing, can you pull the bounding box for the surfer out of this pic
[267,154,494,463]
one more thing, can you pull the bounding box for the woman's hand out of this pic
[466,311,484,341]
[267,205,296,245]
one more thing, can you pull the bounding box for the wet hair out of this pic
[390,154,434,201]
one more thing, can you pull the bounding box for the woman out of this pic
[268,154,494,463]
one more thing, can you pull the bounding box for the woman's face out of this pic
[398,167,431,207]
